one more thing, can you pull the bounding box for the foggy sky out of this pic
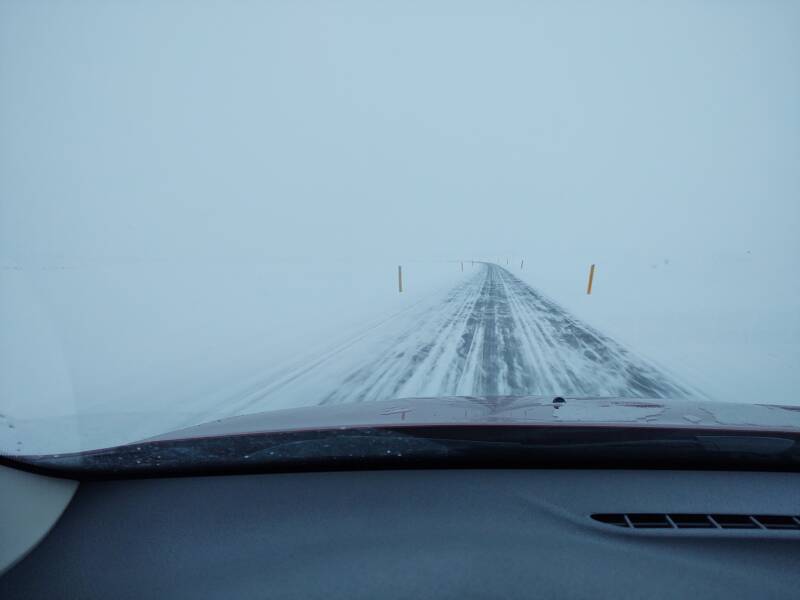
[2,0,799,264]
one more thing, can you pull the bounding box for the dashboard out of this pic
[2,467,800,598]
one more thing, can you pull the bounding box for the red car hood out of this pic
[146,396,800,442]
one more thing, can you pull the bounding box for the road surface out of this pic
[227,263,695,415]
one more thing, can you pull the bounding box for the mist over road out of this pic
[229,263,694,415]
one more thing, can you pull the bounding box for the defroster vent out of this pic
[592,514,800,530]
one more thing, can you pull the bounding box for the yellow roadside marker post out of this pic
[398,265,403,293]
[587,264,596,295]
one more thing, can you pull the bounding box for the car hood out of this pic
[146,396,800,442]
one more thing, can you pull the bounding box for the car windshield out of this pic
[1,1,799,459]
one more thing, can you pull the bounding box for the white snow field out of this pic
[3,252,797,455]
[514,250,800,407]
[1,259,467,453]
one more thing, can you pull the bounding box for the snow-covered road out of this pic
[224,263,695,418]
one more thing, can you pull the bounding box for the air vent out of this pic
[592,514,800,530]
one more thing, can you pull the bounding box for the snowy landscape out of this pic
[2,250,797,454]
[2,2,799,454]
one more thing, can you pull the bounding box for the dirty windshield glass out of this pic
[2,1,799,456]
